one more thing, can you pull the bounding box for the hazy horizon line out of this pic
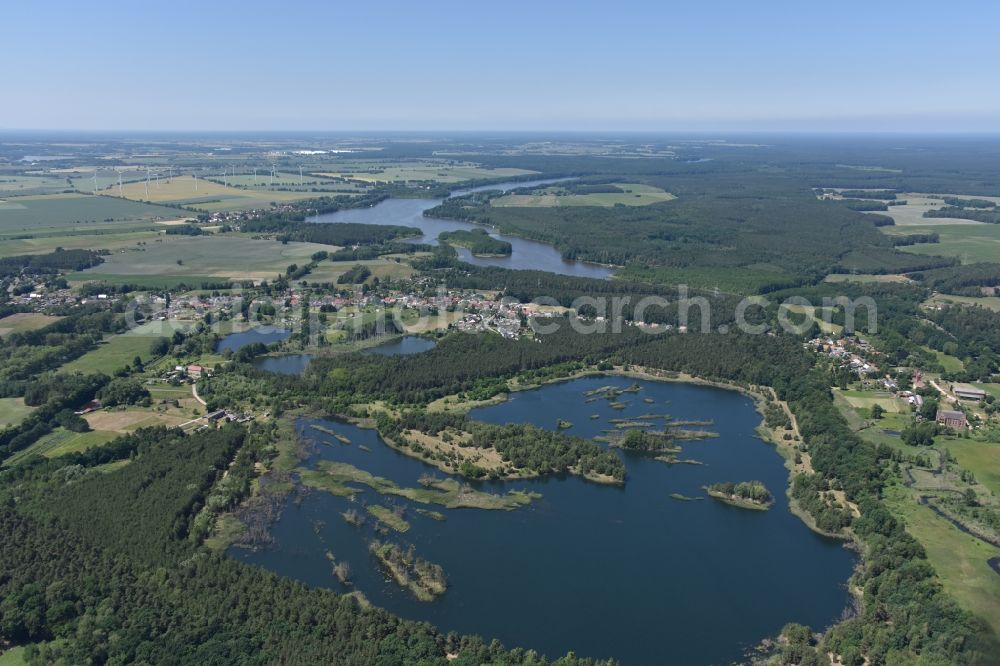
[3,127,1000,137]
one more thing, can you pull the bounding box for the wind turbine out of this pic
[253,168,257,185]
[117,170,123,197]
[270,165,275,187]
[145,168,150,198]
[223,168,228,187]
[299,165,303,186]
[92,170,98,194]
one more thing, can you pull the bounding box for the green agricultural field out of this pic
[317,161,536,184]
[854,412,913,452]
[0,397,34,428]
[831,389,872,431]
[492,183,675,208]
[69,234,335,282]
[61,331,165,375]
[0,228,165,256]
[0,312,63,336]
[861,193,998,227]
[3,428,119,466]
[938,437,1000,496]
[65,272,227,289]
[0,193,182,236]
[127,320,198,337]
[924,292,1000,312]
[0,174,73,196]
[108,175,334,211]
[883,223,1000,264]
[926,346,965,373]
[308,257,416,283]
[837,389,909,414]
[68,168,150,193]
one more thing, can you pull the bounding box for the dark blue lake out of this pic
[231,376,854,665]
[361,335,437,356]
[215,327,291,353]
[252,353,313,375]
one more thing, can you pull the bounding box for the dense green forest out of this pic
[378,410,625,481]
[907,263,1000,295]
[427,171,952,292]
[924,206,1000,224]
[836,190,898,200]
[941,197,997,209]
[242,218,421,246]
[438,228,512,256]
[0,248,104,278]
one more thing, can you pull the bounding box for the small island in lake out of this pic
[611,428,679,453]
[437,228,512,256]
[704,480,774,510]
[369,540,447,601]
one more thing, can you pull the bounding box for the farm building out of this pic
[954,386,986,402]
[936,409,968,429]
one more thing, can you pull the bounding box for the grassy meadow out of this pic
[0,174,73,196]
[61,332,165,375]
[883,222,1000,264]
[864,193,998,227]
[2,428,120,466]
[308,257,416,283]
[69,234,335,282]
[0,398,34,428]
[938,437,1000,496]
[883,484,1000,637]
[0,193,181,237]
[924,292,1000,313]
[0,312,64,336]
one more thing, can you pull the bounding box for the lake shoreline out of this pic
[223,372,857,664]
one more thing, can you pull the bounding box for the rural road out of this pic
[928,379,956,403]
[191,382,207,406]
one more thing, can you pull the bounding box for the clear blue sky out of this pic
[3,0,998,132]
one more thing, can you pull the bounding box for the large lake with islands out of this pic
[232,375,855,665]
[307,178,614,279]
